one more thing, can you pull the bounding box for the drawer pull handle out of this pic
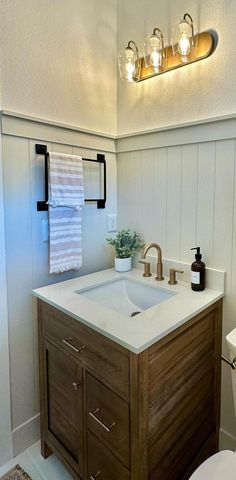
[90,472,101,480]
[62,337,86,353]
[72,381,81,391]
[89,408,115,433]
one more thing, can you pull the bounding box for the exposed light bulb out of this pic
[118,41,139,83]
[151,49,160,71]
[125,49,135,82]
[126,60,135,82]
[178,35,190,56]
[178,19,192,59]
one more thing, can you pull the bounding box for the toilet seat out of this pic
[189,450,236,479]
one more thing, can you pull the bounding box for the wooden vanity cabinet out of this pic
[38,298,222,480]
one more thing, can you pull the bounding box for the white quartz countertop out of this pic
[32,268,224,354]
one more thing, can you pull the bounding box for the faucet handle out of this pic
[139,259,152,278]
[168,268,184,285]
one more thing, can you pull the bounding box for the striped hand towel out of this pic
[48,152,84,208]
[48,152,84,274]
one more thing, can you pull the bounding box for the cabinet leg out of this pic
[41,440,52,459]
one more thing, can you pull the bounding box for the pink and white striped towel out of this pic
[48,152,84,274]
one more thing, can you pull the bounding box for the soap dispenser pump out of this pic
[190,247,205,291]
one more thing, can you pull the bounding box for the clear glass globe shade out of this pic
[178,36,190,56]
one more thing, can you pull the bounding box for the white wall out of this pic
[117,120,236,449]
[0,0,117,135]
[0,134,12,465]
[1,114,117,457]
[117,0,236,135]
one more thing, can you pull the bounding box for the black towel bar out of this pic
[36,143,106,211]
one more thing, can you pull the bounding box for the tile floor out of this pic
[0,442,73,480]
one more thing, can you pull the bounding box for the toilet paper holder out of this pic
[221,354,236,370]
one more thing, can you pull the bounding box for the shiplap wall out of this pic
[2,118,117,456]
[117,138,236,447]
[0,134,12,465]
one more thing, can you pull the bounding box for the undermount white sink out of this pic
[76,277,176,317]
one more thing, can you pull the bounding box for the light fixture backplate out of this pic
[134,31,215,82]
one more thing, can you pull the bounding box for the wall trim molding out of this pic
[116,115,236,152]
[1,111,116,153]
[1,110,116,139]
[3,110,236,154]
[117,113,236,139]
[12,414,40,457]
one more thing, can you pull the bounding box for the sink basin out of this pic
[76,277,176,317]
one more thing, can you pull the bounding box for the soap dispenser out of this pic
[190,247,205,291]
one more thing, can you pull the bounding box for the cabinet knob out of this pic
[90,472,101,480]
[72,381,81,391]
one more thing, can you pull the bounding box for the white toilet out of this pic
[190,328,236,479]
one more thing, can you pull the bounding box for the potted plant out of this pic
[107,229,144,272]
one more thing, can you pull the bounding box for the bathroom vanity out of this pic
[34,269,223,480]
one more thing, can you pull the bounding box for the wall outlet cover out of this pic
[107,213,117,232]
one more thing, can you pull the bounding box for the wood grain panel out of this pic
[47,342,82,427]
[87,431,130,480]
[40,339,84,475]
[86,372,129,467]
[129,351,148,480]
[41,301,130,400]
[147,302,222,480]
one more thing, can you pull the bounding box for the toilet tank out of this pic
[226,329,236,416]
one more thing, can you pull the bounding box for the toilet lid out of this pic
[190,450,236,479]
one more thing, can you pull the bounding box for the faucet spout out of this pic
[141,242,164,281]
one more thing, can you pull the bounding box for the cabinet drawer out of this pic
[86,373,130,467]
[40,301,130,400]
[87,432,129,480]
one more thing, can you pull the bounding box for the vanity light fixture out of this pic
[118,13,216,83]
[118,40,140,83]
[144,28,165,73]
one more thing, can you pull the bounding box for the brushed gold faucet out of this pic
[168,268,184,285]
[139,242,164,281]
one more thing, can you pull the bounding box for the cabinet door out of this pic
[43,341,84,476]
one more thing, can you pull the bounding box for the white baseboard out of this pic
[219,428,236,451]
[12,414,40,457]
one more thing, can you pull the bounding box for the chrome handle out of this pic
[89,408,115,433]
[90,472,101,480]
[62,337,86,353]
[72,381,81,391]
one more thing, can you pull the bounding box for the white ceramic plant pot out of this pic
[115,257,131,272]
